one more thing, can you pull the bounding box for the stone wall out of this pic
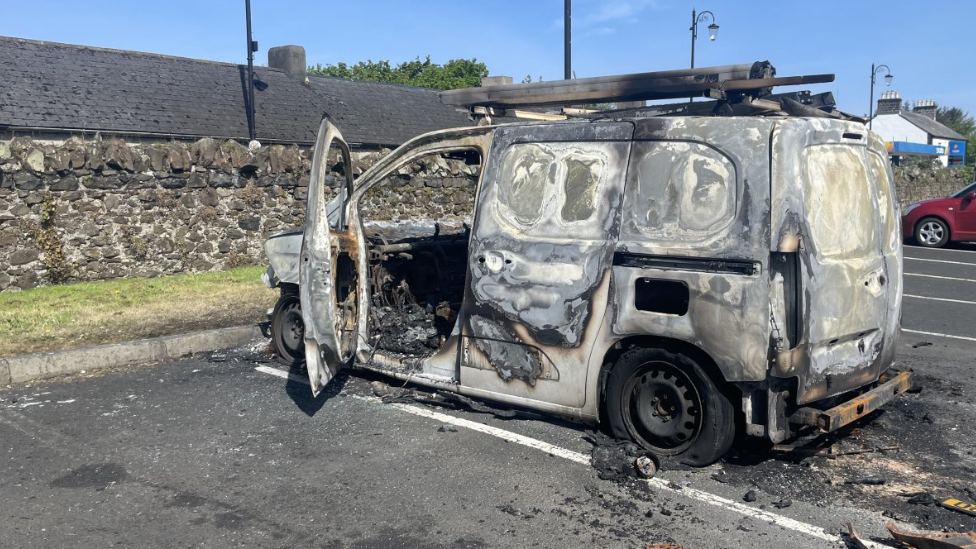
[6,134,955,292]
[0,136,476,291]
[893,158,970,207]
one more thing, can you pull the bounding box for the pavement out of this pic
[0,241,974,549]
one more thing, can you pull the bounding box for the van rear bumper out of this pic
[789,371,912,433]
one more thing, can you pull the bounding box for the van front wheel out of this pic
[605,347,734,466]
[271,291,306,368]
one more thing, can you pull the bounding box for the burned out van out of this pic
[265,111,910,466]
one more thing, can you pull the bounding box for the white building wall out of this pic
[870,114,928,144]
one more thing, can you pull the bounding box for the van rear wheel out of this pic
[605,347,734,466]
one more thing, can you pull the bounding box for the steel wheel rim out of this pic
[276,299,305,360]
[920,221,944,245]
[621,360,703,455]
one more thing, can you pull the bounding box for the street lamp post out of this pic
[690,9,719,70]
[868,63,894,130]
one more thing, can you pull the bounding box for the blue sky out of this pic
[4,0,974,117]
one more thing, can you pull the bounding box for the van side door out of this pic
[458,122,633,409]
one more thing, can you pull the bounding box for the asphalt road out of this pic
[1,241,974,549]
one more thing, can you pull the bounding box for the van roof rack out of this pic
[438,61,853,123]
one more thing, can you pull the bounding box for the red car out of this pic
[902,182,976,247]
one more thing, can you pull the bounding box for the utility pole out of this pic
[245,0,256,140]
[564,0,572,80]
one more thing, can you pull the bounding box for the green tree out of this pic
[308,56,488,91]
[937,106,975,181]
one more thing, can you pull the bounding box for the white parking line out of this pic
[255,365,841,544]
[905,257,976,267]
[902,329,976,344]
[905,273,976,283]
[255,365,308,384]
[904,294,976,306]
[905,245,976,256]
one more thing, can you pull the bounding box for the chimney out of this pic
[913,99,938,120]
[268,45,306,77]
[481,76,513,87]
[876,90,902,115]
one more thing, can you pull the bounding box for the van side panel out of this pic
[611,118,774,383]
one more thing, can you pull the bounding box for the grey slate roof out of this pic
[900,111,966,141]
[0,36,473,147]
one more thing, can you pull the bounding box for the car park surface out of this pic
[1,242,974,548]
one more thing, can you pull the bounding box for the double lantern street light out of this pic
[868,63,894,130]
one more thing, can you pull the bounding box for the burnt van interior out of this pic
[358,149,481,359]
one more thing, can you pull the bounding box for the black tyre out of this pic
[914,217,949,248]
[605,347,735,466]
[271,291,306,367]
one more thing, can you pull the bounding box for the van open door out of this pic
[300,119,358,396]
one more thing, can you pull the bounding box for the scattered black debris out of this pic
[913,341,933,349]
[659,508,673,516]
[437,424,458,433]
[370,380,518,419]
[743,490,757,502]
[845,477,887,486]
[905,492,937,506]
[452,394,517,418]
[772,499,792,509]
[585,431,653,482]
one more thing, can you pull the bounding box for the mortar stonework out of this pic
[3,136,962,291]
[0,136,475,291]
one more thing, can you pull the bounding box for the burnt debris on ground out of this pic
[713,371,976,533]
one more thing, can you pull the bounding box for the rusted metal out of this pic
[791,371,912,432]
[440,62,835,108]
[845,523,871,549]
[887,521,976,549]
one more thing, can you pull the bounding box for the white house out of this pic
[870,92,967,167]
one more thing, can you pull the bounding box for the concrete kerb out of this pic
[0,325,262,385]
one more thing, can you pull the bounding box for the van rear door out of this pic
[771,120,900,404]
